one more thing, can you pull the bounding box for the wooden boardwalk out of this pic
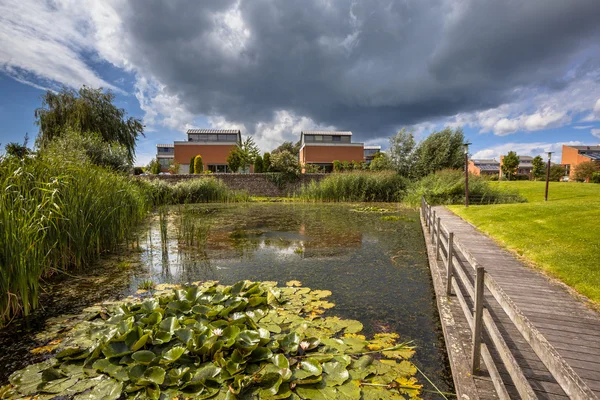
[421,203,600,399]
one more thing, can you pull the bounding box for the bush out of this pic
[404,169,526,206]
[189,156,196,174]
[263,152,271,172]
[168,160,180,174]
[140,177,248,205]
[549,164,566,181]
[194,155,204,174]
[147,158,161,175]
[592,172,600,184]
[332,160,342,172]
[573,161,598,182]
[0,151,148,325]
[270,150,300,176]
[300,171,407,202]
[133,167,144,175]
[254,155,264,173]
[512,174,530,181]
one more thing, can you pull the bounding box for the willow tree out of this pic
[35,86,144,163]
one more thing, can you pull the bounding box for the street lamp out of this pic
[463,142,471,207]
[545,151,553,202]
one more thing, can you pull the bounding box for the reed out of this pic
[0,154,148,326]
[139,178,249,205]
[299,171,407,202]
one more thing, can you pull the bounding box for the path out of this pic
[422,205,600,399]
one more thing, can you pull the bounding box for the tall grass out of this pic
[404,169,526,206]
[300,171,407,202]
[0,154,148,326]
[139,178,249,205]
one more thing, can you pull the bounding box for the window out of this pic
[340,136,350,143]
[314,135,323,141]
[158,158,171,167]
[305,135,314,142]
[208,134,218,141]
[208,164,229,173]
[332,136,341,142]
[227,134,238,142]
[322,135,332,141]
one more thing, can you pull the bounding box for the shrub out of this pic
[133,166,144,175]
[332,160,342,172]
[147,158,161,175]
[573,161,598,182]
[513,174,530,181]
[404,169,526,206]
[549,164,566,181]
[189,156,196,174]
[254,155,264,173]
[300,171,407,202]
[194,155,204,174]
[140,177,248,205]
[341,161,351,171]
[168,160,180,174]
[263,152,271,172]
[270,150,300,176]
[304,164,322,173]
[592,172,600,184]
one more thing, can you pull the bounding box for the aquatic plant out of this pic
[1,281,422,399]
[139,178,249,205]
[300,171,407,202]
[138,280,156,290]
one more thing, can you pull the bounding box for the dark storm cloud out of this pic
[119,0,600,140]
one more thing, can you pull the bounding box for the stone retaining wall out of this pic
[137,173,326,197]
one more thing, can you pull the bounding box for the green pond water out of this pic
[0,203,452,395]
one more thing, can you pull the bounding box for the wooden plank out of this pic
[446,233,454,296]
[481,343,511,400]
[472,267,485,374]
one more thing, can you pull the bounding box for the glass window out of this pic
[227,134,238,142]
[332,136,341,142]
[322,135,332,141]
[340,136,350,143]
[304,135,314,142]
[208,134,218,141]
[314,135,323,141]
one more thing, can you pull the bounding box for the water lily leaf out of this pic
[272,354,289,370]
[192,363,222,383]
[322,359,349,386]
[140,299,159,313]
[338,380,361,399]
[39,376,78,393]
[132,350,157,364]
[140,312,162,326]
[280,332,301,353]
[146,383,161,400]
[41,367,67,382]
[296,358,322,379]
[141,366,166,385]
[236,330,261,350]
[168,300,192,313]
[258,372,282,397]
[159,316,180,333]
[74,377,122,400]
[394,376,422,397]
[161,346,186,364]
[56,346,86,359]
[250,346,273,362]
[102,341,132,358]
[131,333,150,351]
[192,304,211,315]
[152,330,173,345]
[230,280,247,295]
[174,328,194,346]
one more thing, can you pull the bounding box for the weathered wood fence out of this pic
[421,197,597,400]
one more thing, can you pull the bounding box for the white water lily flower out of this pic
[299,341,310,351]
[232,312,245,320]
[246,311,255,318]
[212,328,223,336]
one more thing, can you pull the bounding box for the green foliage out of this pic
[254,155,264,173]
[413,127,464,178]
[147,158,161,175]
[46,129,131,172]
[269,150,300,176]
[140,178,249,205]
[501,151,519,180]
[227,148,244,173]
[4,140,30,159]
[237,136,261,170]
[301,171,407,202]
[341,161,351,171]
[189,156,196,174]
[262,152,271,172]
[303,164,322,173]
[273,141,301,157]
[531,155,545,180]
[404,169,526,206]
[35,86,143,162]
[369,152,393,171]
[0,150,148,326]
[194,155,204,174]
[573,160,599,182]
[592,172,600,184]
[3,281,421,399]
[168,160,180,174]
[133,167,144,175]
[332,160,342,172]
[549,164,566,182]
[388,128,416,177]
[138,280,156,290]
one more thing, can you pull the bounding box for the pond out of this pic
[0,203,452,396]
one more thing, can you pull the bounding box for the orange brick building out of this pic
[160,129,242,173]
[298,131,364,172]
[468,159,500,176]
[561,145,600,180]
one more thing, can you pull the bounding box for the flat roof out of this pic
[570,145,600,151]
[301,130,352,136]
[156,144,174,148]
[364,145,381,150]
[472,159,498,164]
[187,129,241,134]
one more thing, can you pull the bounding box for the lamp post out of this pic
[545,152,553,202]
[463,142,471,207]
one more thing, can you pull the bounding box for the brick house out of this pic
[364,145,381,164]
[298,131,364,172]
[156,144,174,172]
[468,159,500,176]
[561,145,600,180]
[173,129,242,174]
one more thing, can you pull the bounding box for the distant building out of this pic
[561,145,600,180]
[156,144,174,172]
[298,131,364,172]
[468,159,500,176]
[364,145,381,164]
[499,155,534,179]
[173,129,242,173]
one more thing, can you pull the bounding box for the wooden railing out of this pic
[420,197,597,400]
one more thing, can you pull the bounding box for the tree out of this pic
[4,142,29,159]
[573,161,599,182]
[235,136,260,171]
[501,151,520,180]
[270,150,300,175]
[333,160,342,172]
[531,155,545,180]
[227,148,244,173]
[413,127,464,178]
[189,156,196,174]
[254,155,264,173]
[388,128,416,177]
[263,152,271,172]
[194,155,204,174]
[369,152,393,171]
[168,160,181,174]
[147,158,161,175]
[35,86,144,162]
[273,141,301,157]
[549,164,566,182]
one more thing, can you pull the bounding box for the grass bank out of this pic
[449,181,600,304]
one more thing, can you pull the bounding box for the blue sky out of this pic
[1,0,599,166]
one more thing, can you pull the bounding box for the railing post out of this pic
[472,266,485,374]
[446,232,454,296]
[435,217,441,259]
[431,210,437,241]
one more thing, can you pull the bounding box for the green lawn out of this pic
[448,181,600,304]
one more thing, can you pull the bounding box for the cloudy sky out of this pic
[1,0,600,165]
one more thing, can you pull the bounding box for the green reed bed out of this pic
[140,178,249,205]
[0,155,148,326]
[300,171,407,202]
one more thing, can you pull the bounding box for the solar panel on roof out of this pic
[585,153,600,160]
